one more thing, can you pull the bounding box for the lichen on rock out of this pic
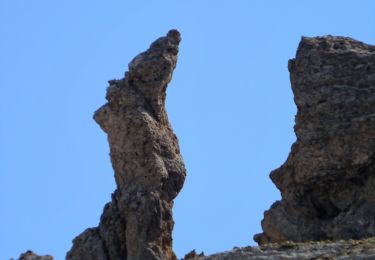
[66,29,186,260]
[255,36,375,245]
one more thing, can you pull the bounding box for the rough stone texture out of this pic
[190,238,375,260]
[254,36,375,244]
[66,29,186,260]
[16,35,375,260]
[18,251,53,260]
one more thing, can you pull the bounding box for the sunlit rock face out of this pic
[255,36,375,245]
[188,238,375,260]
[19,34,375,260]
[66,29,186,260]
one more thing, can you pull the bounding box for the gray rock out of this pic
[18,251,53,260]
[66,29,186,260]
[254,36,375,244]
[192,238,375,260]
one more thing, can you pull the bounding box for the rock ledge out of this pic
[189,237,375,260]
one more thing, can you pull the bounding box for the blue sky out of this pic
[1,1,374,259]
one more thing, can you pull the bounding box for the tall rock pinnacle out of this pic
[67,29,186,260]
[255,36,375,244]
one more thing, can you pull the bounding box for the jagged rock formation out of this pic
[66,30,186,260]
[18,251,53,260]
[254,36,375,244]
[16,34,375,260]
[189,237,375,259]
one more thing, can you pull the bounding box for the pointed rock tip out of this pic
[167,29,181,44]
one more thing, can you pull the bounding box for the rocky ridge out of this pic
[189,238,375,260]
[17,251,53,260]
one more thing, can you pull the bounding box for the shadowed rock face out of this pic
[66,29,186,260]
[255,36,375,244]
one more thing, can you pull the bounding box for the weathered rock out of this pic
[183,250,205,260]
[18,251,53,260]
[191,238,375,259]
[66,29,186,260]
[255,36,375,244]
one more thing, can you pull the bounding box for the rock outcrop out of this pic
[66,29,186,260]
[15,34,375,260]
[190,237,375,260]
[254,36,375,244]
[18,251,53,260]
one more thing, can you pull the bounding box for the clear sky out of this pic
[1,1,374,259]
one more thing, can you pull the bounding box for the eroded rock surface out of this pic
[255,36,375,244]
[191,238,375,260]
[66,29,186,260]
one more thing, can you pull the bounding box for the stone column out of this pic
[67,30,186,260]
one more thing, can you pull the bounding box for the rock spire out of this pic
[67,29,186,260]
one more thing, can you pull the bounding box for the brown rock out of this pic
[192,238,375,259]
[255,36,375,244]
[66,29,186,260]
[183,250,205,260]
